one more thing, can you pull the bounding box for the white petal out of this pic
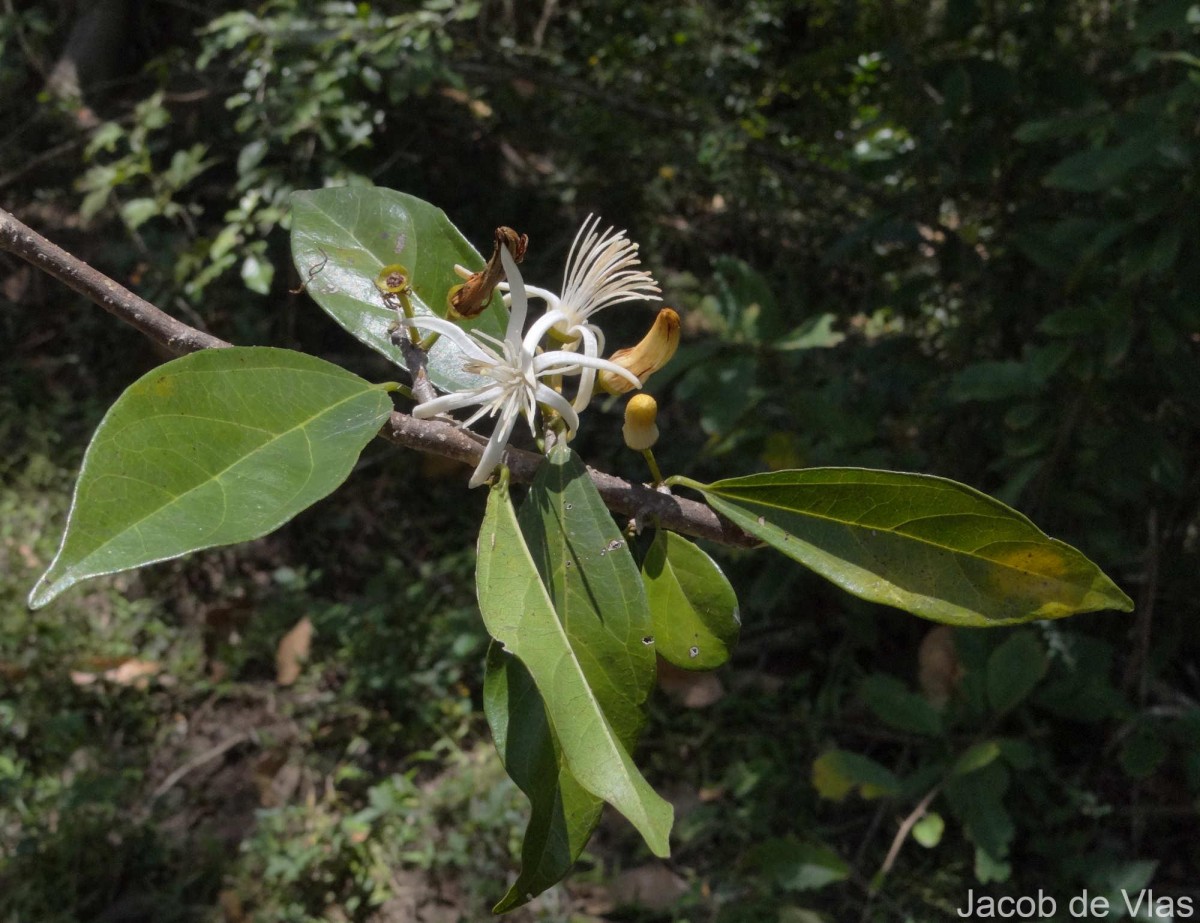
[570,326,601,412]
[468,397,523,488]
[412,385,504,419]
[499,245,527,343]
[535,383,580,434]
[535,350,641,387]
[501,281,560,309]
[403,315,493,362]
[521,308,571,357]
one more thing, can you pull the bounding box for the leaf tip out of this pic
[644,804,675,859]
[27,572,63,610]
[1110,588,1136,613]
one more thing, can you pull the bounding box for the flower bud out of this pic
[598,308,680,395]
[623,394,660,451]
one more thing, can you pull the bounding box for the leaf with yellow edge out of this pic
[672,468,1134,627]
[811,750,901,802]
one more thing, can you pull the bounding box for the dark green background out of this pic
[1,1,1196,920]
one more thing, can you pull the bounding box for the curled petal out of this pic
[499,245,528,341]
[413,385,506,419]
[535,350,642,389]
[522,308,572,357]
[469,408,520,488]
[568,325,602,412]
[535,383,581,435]
[402,315,494,362]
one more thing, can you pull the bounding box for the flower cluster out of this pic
[403,217,661,487]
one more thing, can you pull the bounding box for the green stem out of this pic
[396,289,421,346]
[663,474,706,491]
[382,381,415,401]
[418,330,441,353]
[643,448,665,487]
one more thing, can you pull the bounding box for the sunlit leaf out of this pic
[641,530,740,670]
[477,453,672,862]
[675,468,1134,627]
[290,186,505,391]
[953,741,1003,777]
[483,446,664,909]
[30,347,393,608]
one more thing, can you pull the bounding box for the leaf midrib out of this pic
[708,489,1084,586]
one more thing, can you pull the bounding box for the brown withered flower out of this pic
[447,226,527,319]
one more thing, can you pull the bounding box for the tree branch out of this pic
[0,206,230,353]
[1,206,756,548]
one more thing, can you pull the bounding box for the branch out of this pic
[0,206,230,353]
[380,413,753,546]
[1,206,756,548]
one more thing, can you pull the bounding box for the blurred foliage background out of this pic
[1,1,1198,920]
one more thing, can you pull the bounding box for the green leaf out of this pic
[860,674,942,736]
[1044,133,1161,192]
[974,846,1012,884]
[289,186,505,392]
[746,838,850,891]
[483,643,602,912]
[641,530,740,670]
[811,749,901,801]
[946,761,1013,861]
[476,453,672,860]
[948,360,1042,403]
[1092,860,1158,912]
[516,446,658,749]
[676,468,1134,627]
[986,630,1048,713]
[953,741,1002,776]
[120,197,161,230]
[776,313,845,351]
[483,445,664,909]
[912,812,945,848]
[241,252,274,295]
[30,347,393,608]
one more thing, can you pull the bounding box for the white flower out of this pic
[505,215,661,411]
[405,246,640,487]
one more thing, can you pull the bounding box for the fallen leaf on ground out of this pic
[609,863,689,911]
[276,617,313,686]
[71,658,162,689]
